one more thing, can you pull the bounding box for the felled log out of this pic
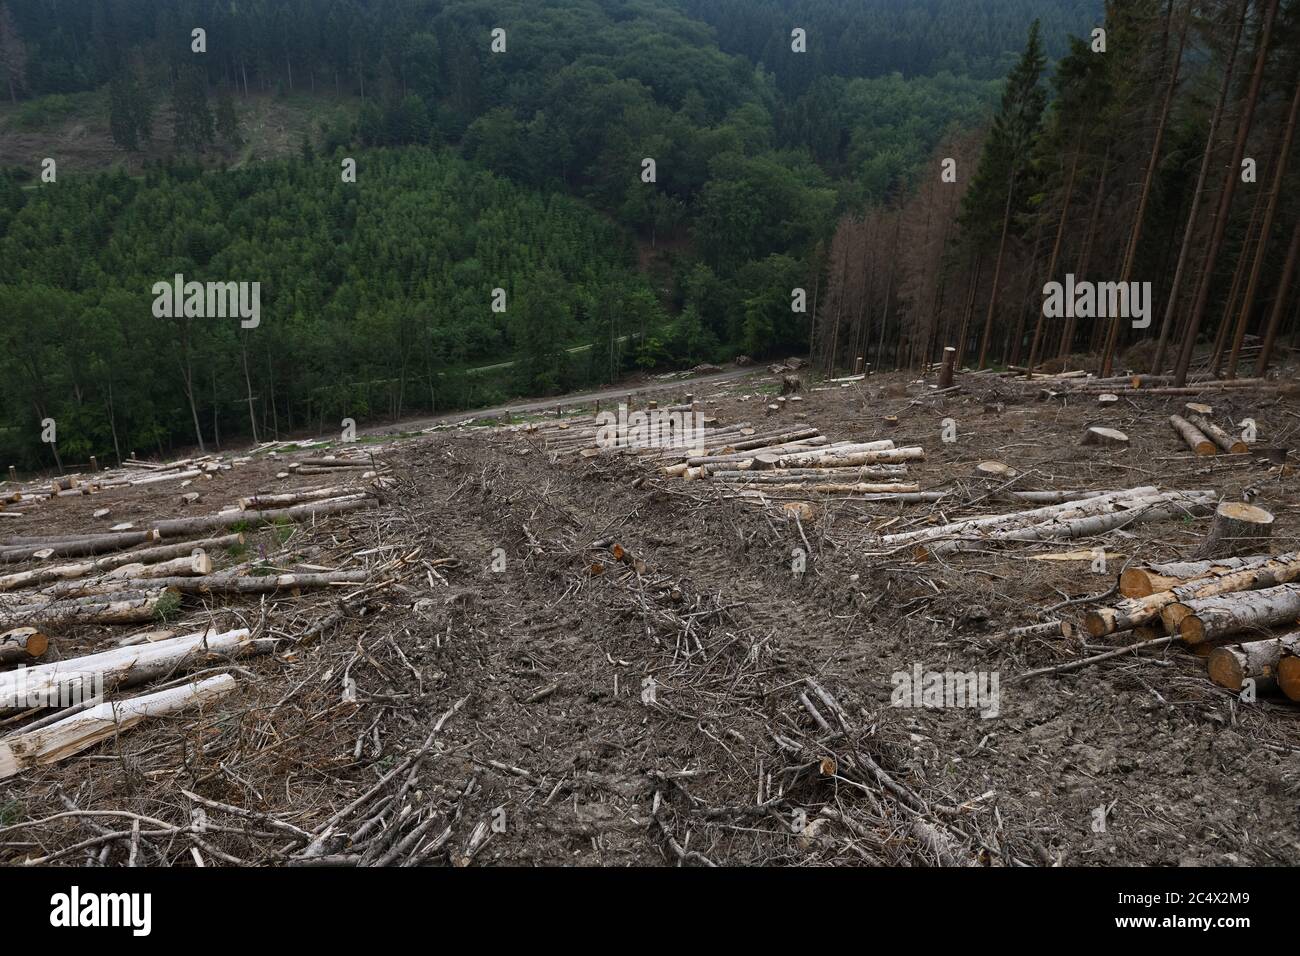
[1085,551,1300,637]
[1168,415,1216,456]
[997,490,1113,504]
[291,457,374,469]
[714,481,920,495]
[915,492,1216,560]
[880,488,1160,548]
[0,530,162,564]
[0,628,251,712]
[1207,632,1300,692]
[0,534,242,592]
[1186,414,1249,454]
[64,570,374,598]
[1119,553,1282,598]
[758,445,922,471]
[0,591,168,628]
[1081,426,1129,447]
[0,627,47,664]
[1171,583,1300,645]
[0,674,237,780]
[708,465,910,482]
[239,486,368,510]
[152,496,374,539]
[105,549,212,580]
[989,621,1074,641]
[1195,502,1274,559]
[751,440,894,468]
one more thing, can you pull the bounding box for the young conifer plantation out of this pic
[0,0,1296,904]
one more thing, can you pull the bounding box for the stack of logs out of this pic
[1080,551,1300,703]
[1168,404,1251,456]
[0,463,394,780]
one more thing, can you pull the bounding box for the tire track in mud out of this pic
[384,429,980,865]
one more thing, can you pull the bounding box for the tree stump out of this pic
[975,460,1017,480]
[1196,502,1274,559]
[937,347,957,390]
[1081,426,1129,447]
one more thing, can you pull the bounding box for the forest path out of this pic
[361,365,764,437]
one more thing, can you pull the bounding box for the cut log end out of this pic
[1206,646,1247,691]
[1118,567,1155,598]
[1278,654,1300,702]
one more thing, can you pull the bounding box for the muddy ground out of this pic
[1,366,1297,867]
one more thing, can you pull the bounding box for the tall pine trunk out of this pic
[1226,74,1299,377]
[1174,0,1280,386]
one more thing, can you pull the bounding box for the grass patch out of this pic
[273,518,296,546]
[154,590,183,623]
[0,799,24,826]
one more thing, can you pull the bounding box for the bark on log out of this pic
[292,457,374,469]
[1168,415,1217,455]
[1171,582,1300,645]
[762,446,922,471]
[1120,553,1280,597]
[0,534,243,593]
[239,487,365,510]
[0,592,166,628]
[916,492,1215,560]
[105,550,212,580]
[66,570,373,597]
[1085,551,1300,637]
[881,487,1161,547]
[0,627,251,713]
[707,465,910,482]
[0,530,162,563]
[0,627,48,664]
[714,482,921,495]
[1207,632,1300,691]
[1187,414,1249,454]
[0,674,237,780]
[152,496,374,538]
[1195,502,1274,559]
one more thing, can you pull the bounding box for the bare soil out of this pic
[1,367,1297,866]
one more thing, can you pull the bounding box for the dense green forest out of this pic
[30,1,1296,472]
[0,0,1064,467]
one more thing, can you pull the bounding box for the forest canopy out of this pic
[0,0,1119,468]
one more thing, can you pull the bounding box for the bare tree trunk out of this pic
[1175,0,1280,386]
[1255,218,1300,374]
[1226,74,1299,377]
[1152,0,1250,375]
[977,167,1018,369]
[1100,5,1189,376]
[1059,147,1111,363]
